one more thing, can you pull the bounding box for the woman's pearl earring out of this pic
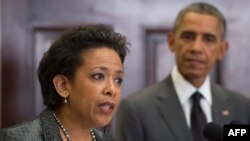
[64,96,68,104]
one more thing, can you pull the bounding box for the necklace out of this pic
[53,113,96,141]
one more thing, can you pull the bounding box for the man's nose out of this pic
[191,37,203,52]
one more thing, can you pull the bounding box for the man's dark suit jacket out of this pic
[115,76,250,141]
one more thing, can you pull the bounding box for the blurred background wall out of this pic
[0,0,2,128]
[1,0,250,128]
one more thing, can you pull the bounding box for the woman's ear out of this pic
[53,75,70,98]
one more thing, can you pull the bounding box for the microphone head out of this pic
[203,122,223,141]
[230,120,243,125]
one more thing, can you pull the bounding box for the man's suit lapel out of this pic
[156,76,193,141]
[211,84,232,125]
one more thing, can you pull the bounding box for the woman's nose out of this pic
[103,81,116,97]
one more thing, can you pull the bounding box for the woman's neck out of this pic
[54,107,96,141]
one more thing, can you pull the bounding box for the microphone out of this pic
[230,120,243,125]
[203,120,244,141]
[203,122,223,141]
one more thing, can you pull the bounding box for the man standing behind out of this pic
[116,2,250,141]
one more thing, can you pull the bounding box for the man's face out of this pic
[168,12,228,87]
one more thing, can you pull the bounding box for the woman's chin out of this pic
[95,117,112,127]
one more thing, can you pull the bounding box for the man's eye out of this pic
[93,74,104,80]
[181,32,195,41]
[204,35,216,43]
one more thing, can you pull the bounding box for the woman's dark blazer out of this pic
[0,108,111,141]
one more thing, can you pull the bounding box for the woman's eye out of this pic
[93,73,104,80]
[115,78,123,85]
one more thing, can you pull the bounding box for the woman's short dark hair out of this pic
[37,24,130,108]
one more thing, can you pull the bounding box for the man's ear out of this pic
[53,75,70,98]
[218,41,229,60]
[167,32,175,52]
